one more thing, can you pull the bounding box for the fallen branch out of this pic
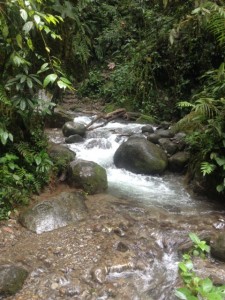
[86,108,127,131]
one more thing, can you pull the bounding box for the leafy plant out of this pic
[176,233,225,300]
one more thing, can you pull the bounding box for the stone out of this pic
[19,192,88,233]
[147,133,161,144]
[211,233,225,262]
[114,137,168,175]
[168,151,190,172]
[65,134,84,144]
[155,129,174,138]
[141,125,154,134]
[0,265,28,296]
[62,122,86,138]
[46,106,75,128]
[158,138,178,155]
[67,159,108,194]
[48,143,75,174]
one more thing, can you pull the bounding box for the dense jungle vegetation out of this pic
[0,0,225,218]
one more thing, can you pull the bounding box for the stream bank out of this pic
[1,99,225,300]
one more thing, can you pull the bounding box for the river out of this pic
[1,114,225,300]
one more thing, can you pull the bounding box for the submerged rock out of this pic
[0,265,28,297]
[62,121,86,138]
[19,192,88,233]
[114,137,168,175]
[68,159,108,194]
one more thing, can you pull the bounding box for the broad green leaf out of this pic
[57,80,68,89]
[200,278,213,293]
[27,78,33,89]
[43,74,57,87]
[20,99,26,111]
[2,25,9,38]
[1,132,8,145]
[59,77,72,85]
[16,34,23,49]
[34,14,41,24]
[217,184,225,193]
[27,38,34,50]
[189,233,201,245]
[13,175,20,181]
[20,9,28,21]
[35,157,41,165]
[23,21,34,34]
[207,293,223,300]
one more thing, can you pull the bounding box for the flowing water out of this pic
[67,116,219,214]
[2,115,225,300]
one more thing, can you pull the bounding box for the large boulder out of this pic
[62,122,86,138]
[65,134,84,144]
[168,151,190,172]
[68,159,108,194]
[0,265,28,297]
[113,137,168,175]
[19,192,88,233]
[48,143,75,174]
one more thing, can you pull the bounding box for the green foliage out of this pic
[0,0,73,219]
[176,64,225,194]
[176,233,225,300]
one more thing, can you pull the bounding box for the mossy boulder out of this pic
[0,265,28,296]
[68,159,108,194]
[48,143,75,174]
[114,137,168,175]
[62,121,86,137]
[158,138,178,155]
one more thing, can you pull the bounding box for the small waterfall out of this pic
[65,115,217,215]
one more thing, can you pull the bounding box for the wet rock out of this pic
[48,143,75,174]
[116,242,129,252]
[0,265,28,296]
[46,106,75,128]
[19,192,88,233]
[211,233,225,262]
[141,125,154,134]
[85,139,111,149]
[158,121,171,130]
[168,151,190,172]
[147,133,161,144]
[158,138,178,155]
[68,159,108,194]
[91,267,107,284]
[65,134,84,144]
[155,129,174,138]
[114,137,168,175]
[62,121,86,137]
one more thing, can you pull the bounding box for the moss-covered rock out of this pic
[0,265,28,296]
[68,159,108,194]
[168,151,190,172]
[48,143,75,174]
[114,137,168,175]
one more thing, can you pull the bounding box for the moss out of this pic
[136,114,157,125]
